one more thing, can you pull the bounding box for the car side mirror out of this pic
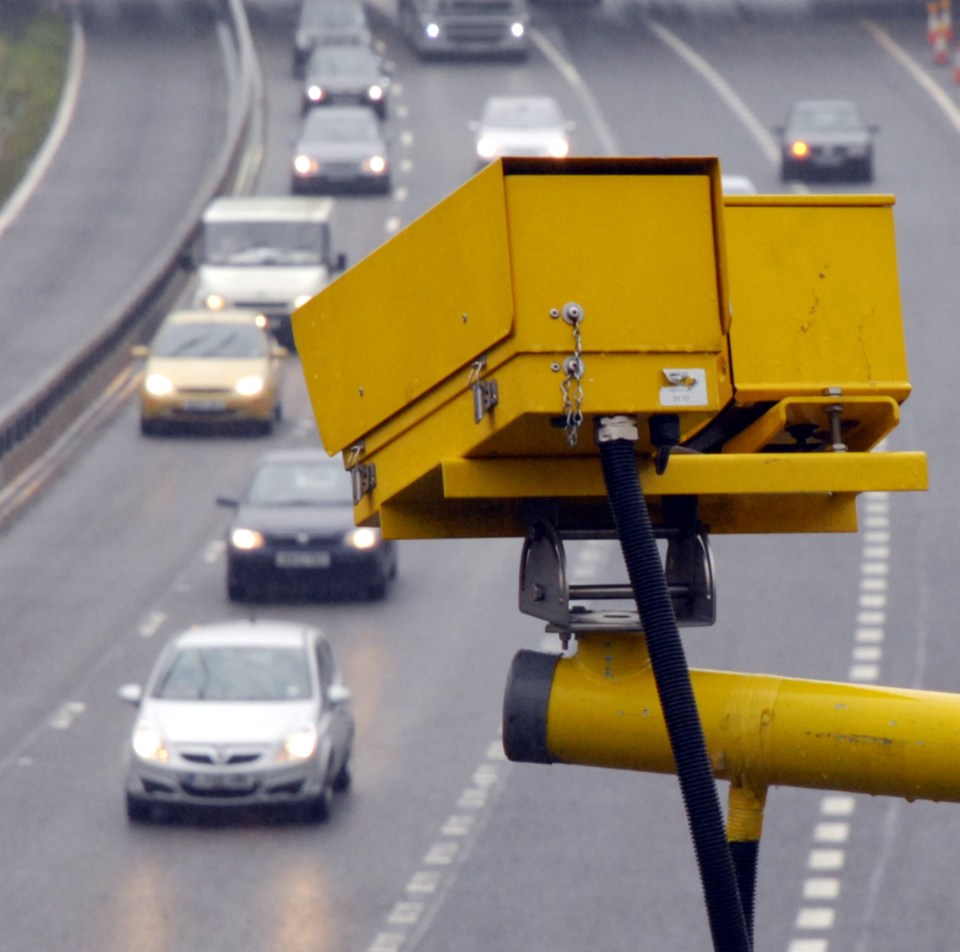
[335,251,348,271]
[118,684,143,706]
[327,683,352,707]
[216,495,240,509]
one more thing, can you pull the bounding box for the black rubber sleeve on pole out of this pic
[599,436,751,952]
[502,649,560,765]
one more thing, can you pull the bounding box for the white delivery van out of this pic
[189,195,346,349]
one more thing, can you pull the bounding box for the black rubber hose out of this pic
[730,840,759,944]
[599,434,751,952]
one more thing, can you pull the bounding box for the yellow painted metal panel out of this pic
[504,173,728,353]
[293,161,516,454]
[440,452,928,498]
[725,195,910,402]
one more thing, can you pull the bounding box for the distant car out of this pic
[471,96,573,166]
[777,99,877,182]
[217,447,398,601]
[291,105,392,194]
[293,0,373,78]
[133,309,286,435]
[120,619,354,823]
[721,174,758,195]
[302,45,390,118]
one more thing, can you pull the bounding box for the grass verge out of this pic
[0,8,70,205]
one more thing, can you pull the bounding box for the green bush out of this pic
[0,8,69,204]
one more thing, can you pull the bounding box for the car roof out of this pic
[159,309,268,328]
[789,98,862,116]
[484,95,562,116]
[202,195,336,224]
[170,619,321,651]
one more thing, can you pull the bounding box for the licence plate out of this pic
[276,551,332,569]
[188,773,252,791]
[182,400,227,413]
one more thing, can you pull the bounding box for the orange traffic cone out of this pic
[942,0,954,42]
[934,25,950,62]
[930,1,941,42]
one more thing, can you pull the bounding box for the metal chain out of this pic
[560,317,584,447]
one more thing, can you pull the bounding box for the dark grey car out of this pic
[293,0,373,78]
[218,447,398,601]
[291,105,392,195]
[777,99,877,183]
[302,45,390,119]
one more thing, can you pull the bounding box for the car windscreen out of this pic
[302,4,365,27]
[246,460,353,506]
[305,112,378,142]
[150,323,269,359]
[153,646,312,701]
[311,49,377,75]
[791,104,862,132]
[486,101,561,128]
[204,221,328,266]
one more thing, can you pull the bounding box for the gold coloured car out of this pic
[134,309,286,435]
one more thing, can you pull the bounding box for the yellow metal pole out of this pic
[516,632,960,804]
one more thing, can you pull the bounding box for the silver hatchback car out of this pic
[120,619,354,823]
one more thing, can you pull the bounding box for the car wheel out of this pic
[227,576,247,602]
[301,778,333,823]
[274,401,283,424]
[126,793,153,823]
[859,157,874,183]
[332,752,352,792]
[140,417,159,436]
[780,161,794,183]
[366,576,388,600]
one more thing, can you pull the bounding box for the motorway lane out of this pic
[0,4,227,413]
[1,4,957,952]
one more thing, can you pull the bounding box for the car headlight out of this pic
[367,84,384,101]
[789,139,810,159]
[230,527,265,550]
[425,21,440,38]
[279,723,318,762]
[547,137,570,159]
[144,373,174,397]
[476,137,498,161]
[345,526,379,550]
[364,155,387,174]
[132,722,169,762]
[235,375,265,397]
[205,293,228,311]
[294,154,315,174]
[307,85,325,103]
[510,21,525,37]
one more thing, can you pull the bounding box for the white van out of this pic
[189,195,346,348]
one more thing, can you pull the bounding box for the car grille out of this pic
[446,23,510,41]
[181,751,262,765]
[181,780,259,798]
[318,161,363,176]
[265,530,340,547]
[232,298,288,312]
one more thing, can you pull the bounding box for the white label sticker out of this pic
[659,368,708,407]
